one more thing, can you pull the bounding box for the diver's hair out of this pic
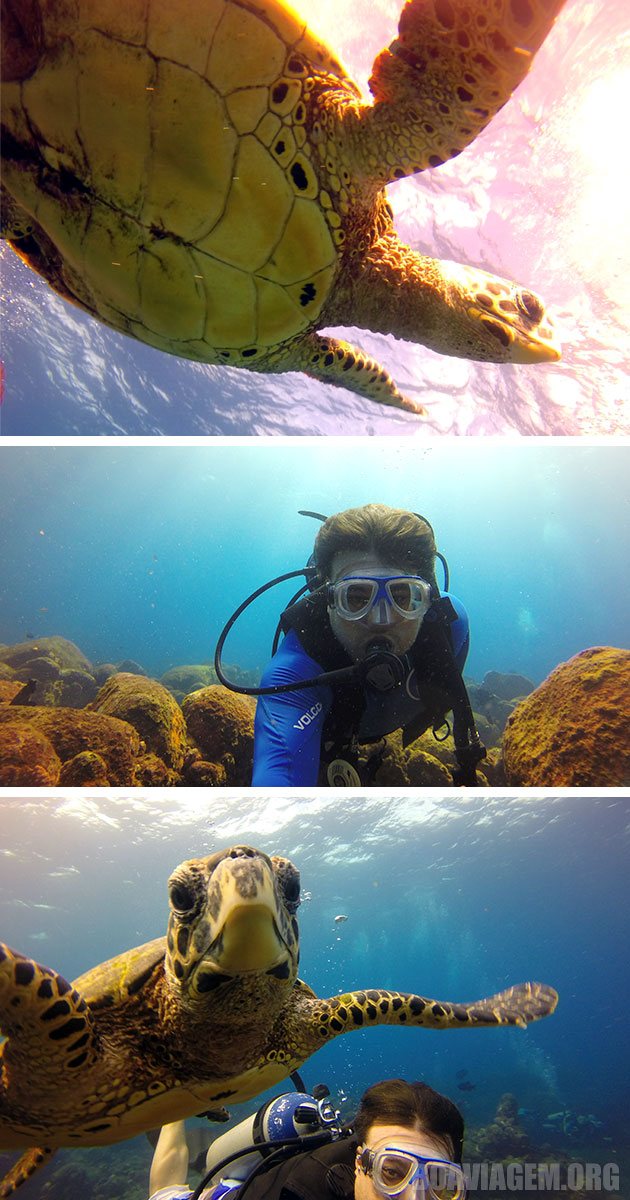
[353,1079,464,1164]
[313,504,437,587]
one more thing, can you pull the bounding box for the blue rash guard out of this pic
[252,593,469,786]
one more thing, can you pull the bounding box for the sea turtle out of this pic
[0,844,557,1195]
[1,0,565,416]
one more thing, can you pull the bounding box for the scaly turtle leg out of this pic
[278,980,558,1065]
[0,943,99,1195]
[278,332,428,415]
[0,1150,55,1198]
[352,0,567,185]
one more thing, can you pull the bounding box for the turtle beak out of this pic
[209,906,287,973]
[202,851,290,975]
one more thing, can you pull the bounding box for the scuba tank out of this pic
[191,1089,347,1200]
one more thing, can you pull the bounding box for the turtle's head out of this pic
[165,846,300,1003]
[439,261,562,365]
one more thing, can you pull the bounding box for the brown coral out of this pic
[0,722,61,785]
[182,686,255,785]
[502,646,630,786]
[0,707,140,785]
[59,751,110,786]
[0,680,24,704]
[160,664,218,703]
[90,673,187,770]
[134,753,180,786]
[0,636,92,674]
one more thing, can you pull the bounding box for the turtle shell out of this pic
[2,0,358,362]
[71,936,166,1008]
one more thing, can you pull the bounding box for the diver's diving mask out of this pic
[328,575,432,624]
[359,1146,466,1199]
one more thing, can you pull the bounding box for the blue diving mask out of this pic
[328,575,432,624]
[360,1146,466,1199]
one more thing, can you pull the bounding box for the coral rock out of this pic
[134,753,179,786]
[160,664,218,703]
[116,659,147,675]
[183,760,228,786]
[92,663,119,685]
[0,636,92,674]
[0,722,61,785]
[503,646,630,786]
[482,670,536,701]
[0,707,139,785]
[406,747,453,785]
[90,673,187,770]
[0,681,24,704]
[183,686,254,785]
[473,1093,530,1158]
[59,751,110,786]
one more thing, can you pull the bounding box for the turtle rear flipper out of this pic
[359,0,566,185]
[0,1148,55,1198]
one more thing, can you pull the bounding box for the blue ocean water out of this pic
[0,794,628,1198]
[1,442,628,687]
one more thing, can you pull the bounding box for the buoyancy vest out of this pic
[239,1136,356,1199]
[280,589,485,784]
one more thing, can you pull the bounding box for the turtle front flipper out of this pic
[0,941,99,1192]
[289,980,558,1057]
[0,1148,55,1198]
[0,943,99,1090]
[355,0,566,185]
[280,333,427,415]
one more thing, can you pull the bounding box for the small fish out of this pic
[39,606,48,613]
[25,632,35,640]
[457,1081,476,1092]
[456,1069,468,1079]
[334,914,348,924]
[9,679,38,706]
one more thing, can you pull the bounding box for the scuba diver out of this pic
[214,504,485,786]
[148,1078,467,1200]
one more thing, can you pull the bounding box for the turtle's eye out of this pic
[281,869,301,913]
[169,880,197,913]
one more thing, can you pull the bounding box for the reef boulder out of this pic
[472,1093,530,1158]
[90,673,188,770]
[59,750,111,786]
[502,646,630,785]
[0,635,91,674]
[0,636,98,707]
[160,664,218,704]
[482,670,536,701]
[183,686,255,785]
[0,722,62,785]
[0,707,140,785]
